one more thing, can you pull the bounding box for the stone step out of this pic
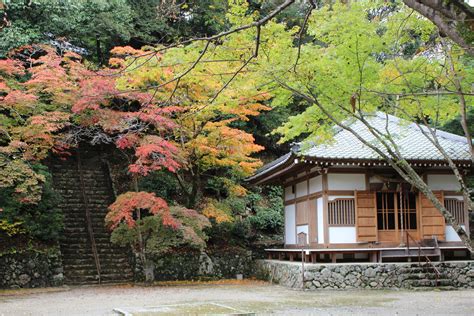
[52,152,133,285]
[64,270,133,280]
[60,240,116,247]
[63,216,109,221]
[65,274,133,285]
[61,250,130,258]
[400,273,448,280]
[411,286,458,291]
[60,242,121,249]
[53,177,109,183]
[61,229,110,234]
[62,221,109,228]
[62,226,109,232]
[398,267,439,274]
[62,260,131,268]
[53,183,110,189]
[403,279,453,287]
[59,203,111,209]
[63,213,109,218]
[60,253,129,262]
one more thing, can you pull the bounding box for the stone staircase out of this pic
[399,263,454,290]
[51,148,134,285]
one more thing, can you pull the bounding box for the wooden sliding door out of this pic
[355,191,377,242]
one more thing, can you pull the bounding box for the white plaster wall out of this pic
[296,225,309,244]
[296,180,307,197]
[309,175,322,193]
[445,225,466,242]
[317,198,324,244]
[328,174,366,190]
[329,227,357,244]
[427,174,461,191]
[284,186,295,201]
[285,204,296,244]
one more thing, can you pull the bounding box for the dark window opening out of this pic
[376,191,417,231]
[398,192,417,230]
[377,192,396,230]
[444,198,465,224]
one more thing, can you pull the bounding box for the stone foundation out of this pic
[256,259,474,290]
[0,247,64,288]
[134,247,256,282]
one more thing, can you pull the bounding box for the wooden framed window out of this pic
[376,192,417,230]
[328,198,355,226]
[444,198,465,224]
[398,192,417,230]
[376,192,396,230]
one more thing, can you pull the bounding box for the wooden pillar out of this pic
[464,190,470,238]
[373,251,380,263]
[322,173,329,246]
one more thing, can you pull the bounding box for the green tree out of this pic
[0,0,229,62]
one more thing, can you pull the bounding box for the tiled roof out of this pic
[249,113,471,182]
[253,152,293,175]
[302,113,470,161]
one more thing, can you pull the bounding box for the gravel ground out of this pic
[0,281,473,315]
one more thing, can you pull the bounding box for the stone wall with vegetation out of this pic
[134,247,256,282]
[0,247,64,289]
[257,260,474,290]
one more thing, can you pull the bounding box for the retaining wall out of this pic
[0,247,64,288]
[134,247,256,282]
[256,259,474,290]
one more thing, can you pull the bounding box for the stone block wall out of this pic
[134,247,256,282]
[257,260,474,290]
[0,247,64,288]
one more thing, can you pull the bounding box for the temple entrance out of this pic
[376,191,419,244]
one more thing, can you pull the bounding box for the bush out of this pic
[247,186,284,233]
[0,164,63,242]
[138,170,181,203]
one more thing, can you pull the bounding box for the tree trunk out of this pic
[132,174,153,284]
[402,0,474,55]
[187,174,202,209]
[96,35,103,65]
[398,159,473,251]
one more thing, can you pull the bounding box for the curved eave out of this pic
[300,156,473,169]
[247,154,473,186]
[246,153,297,185]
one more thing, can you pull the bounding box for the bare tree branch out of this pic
[293,0,318,71]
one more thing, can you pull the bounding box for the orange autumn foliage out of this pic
[105,191,176,230]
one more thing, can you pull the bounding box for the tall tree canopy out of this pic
[0,0,229,62]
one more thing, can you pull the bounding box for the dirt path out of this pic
[0,281,473,315]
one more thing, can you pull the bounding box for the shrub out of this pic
[248,186,284,233]
[0,164,63,242]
